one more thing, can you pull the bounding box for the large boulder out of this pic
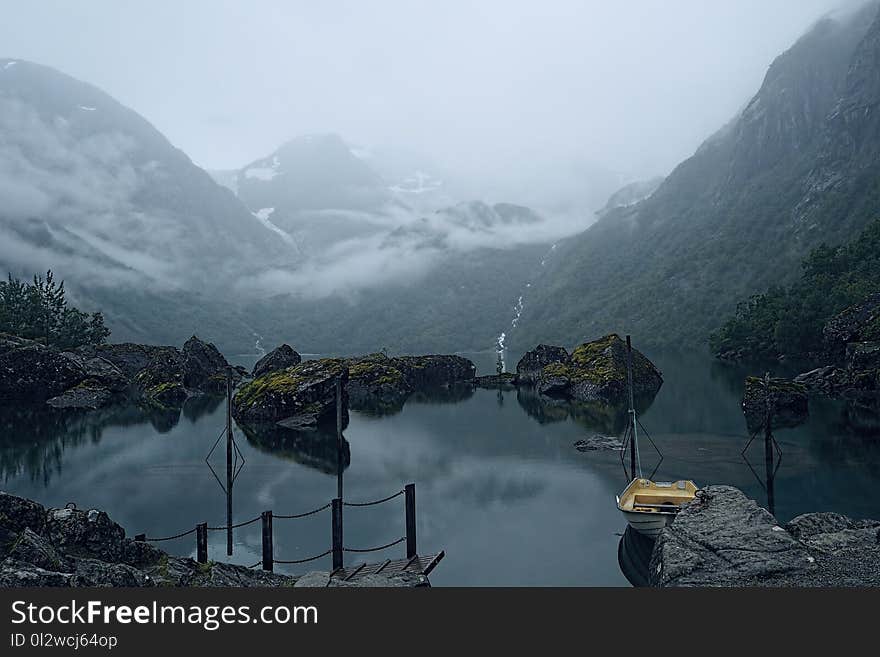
[650,486,880,587]
[181,335,236,393]
[135,348,188,405]
[518,335,663,404]
[232,359,349,429]
[516,345,569,384]
[252,344,302,379]
[741,376,809,432]
[345,353,413,410]
[75,343,171,378]
[0,345,86,402]
[391,355,476,388]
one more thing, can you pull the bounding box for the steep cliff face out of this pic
[514,3,880,350]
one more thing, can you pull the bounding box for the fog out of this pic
[0,0,860,204]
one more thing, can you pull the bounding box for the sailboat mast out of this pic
[626,335,641,479]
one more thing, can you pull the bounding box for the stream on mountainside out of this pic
[1,350,878,586]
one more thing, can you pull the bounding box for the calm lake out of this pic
[2,350,878,586]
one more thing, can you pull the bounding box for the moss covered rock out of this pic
[232,359,349,429]
[519,335,663,404]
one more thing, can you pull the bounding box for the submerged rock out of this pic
[650,486,880,587]
[473,372,519,389]
[252,344,302,379]
[232,359,349,429]
[574,434,624,451]
[742,376,809,432]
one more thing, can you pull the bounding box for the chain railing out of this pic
[134,483,417,573]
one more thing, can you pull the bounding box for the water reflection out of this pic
[515,387,655,435]
[238,423,350,475]
[617,526,655,587]
[0,395,225,485]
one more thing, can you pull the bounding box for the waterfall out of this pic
[493,242,558,371]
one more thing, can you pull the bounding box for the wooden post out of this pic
[336,377,344,501]
[331,498,343,570]
[626,335,636,480]
[261,511,273,572]
[196,523,208,563]
[226,368,233,557]
[405,483,417,559]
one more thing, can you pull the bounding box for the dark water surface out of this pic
[1,350,878,586]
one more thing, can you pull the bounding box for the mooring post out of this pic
[336,377,344,501]
[405,483,417,559]
[331,498,343,570]
[261,511,273,572]
[626,335,636,480]
[196,522,208,563]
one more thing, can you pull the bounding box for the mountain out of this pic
[0,58,293,348]
[512,2,880,351]
[596,177,664,218]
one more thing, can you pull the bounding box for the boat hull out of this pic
[619,509,676,538]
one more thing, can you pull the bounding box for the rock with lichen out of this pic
[518,335,663,404]
[232,359,349,429]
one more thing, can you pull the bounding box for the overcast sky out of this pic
[0,0,863,178]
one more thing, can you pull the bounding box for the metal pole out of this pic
[331,498,343,570]
[405,483,417,559]
[226,367,233,556]
[196,523,208,563]
[763,372,775,515]
[336,377,344,501]
[626,335,637,479]
[261,511,273,572]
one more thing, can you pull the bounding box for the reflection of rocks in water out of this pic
[181,394,225,423]
[239,423,350,475]
[617,526,655,587]
[844,396,880,435]
[348,390,408,417]
[742,376,809,433]
[517,387,653,434]
[0,402,190,485]
[408,384,474,405]
[144,405,181,433]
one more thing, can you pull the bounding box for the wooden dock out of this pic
[330,552,445,584]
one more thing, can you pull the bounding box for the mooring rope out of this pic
[274,502,332,519]
[273,549,333,565]
[343,489,405,507]
[343,536,406,553]
[207,515,261,531]
[142,527,197,542]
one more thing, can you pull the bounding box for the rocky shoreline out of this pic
[0,492,427,587]
[650,486,880,587]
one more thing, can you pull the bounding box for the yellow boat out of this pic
[616,478,698,538]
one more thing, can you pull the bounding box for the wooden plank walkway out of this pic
[330,551,445,583]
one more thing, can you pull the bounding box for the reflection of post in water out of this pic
[741,372,782,516]
[205,368,245,557]
[226,368,234,556]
